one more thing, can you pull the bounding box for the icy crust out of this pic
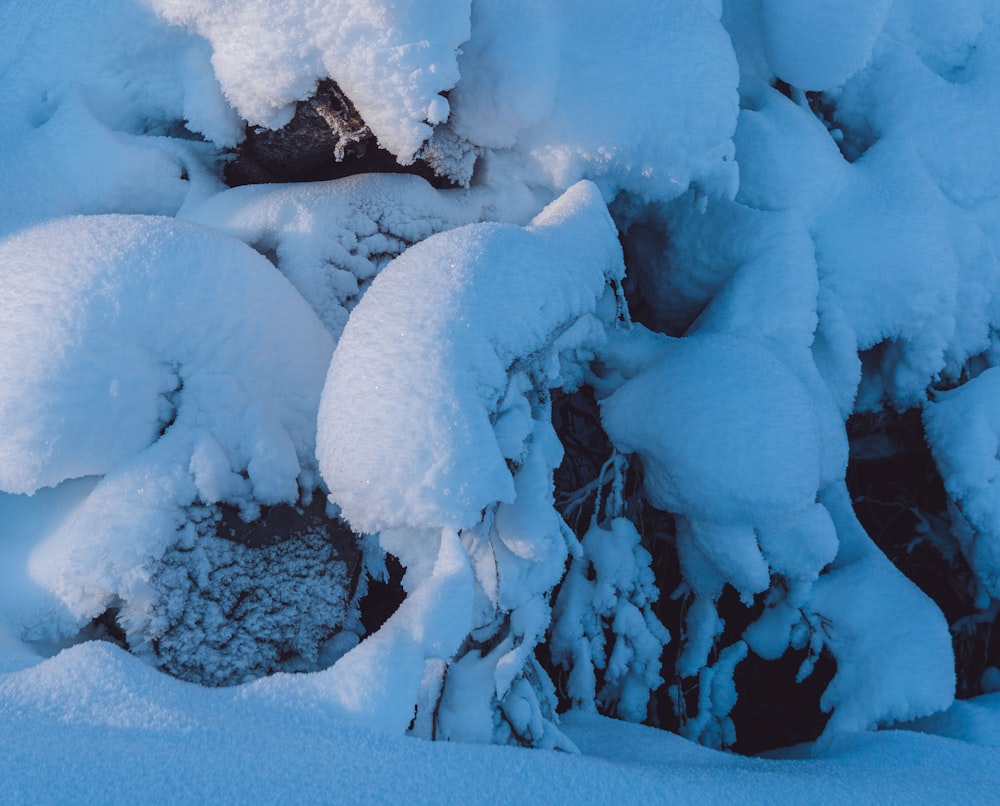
[144,508,360,687]
[182,174,541,339]
[0,215,333,628]
[150,0,471,163]
[319,181,623,533]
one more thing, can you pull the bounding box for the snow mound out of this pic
[0,1,232,239]
[318,180,623,533]
[600,332,822,527]
[450,0,739,202]
[0,215,333,630]
[0,215,330,499]
[760,0,892,90]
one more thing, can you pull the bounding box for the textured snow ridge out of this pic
[182,173,541,339]
[0,215,333,625]
[319,180,623,533]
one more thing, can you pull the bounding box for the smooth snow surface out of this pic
[0,642,997,803]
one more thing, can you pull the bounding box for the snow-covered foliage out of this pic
[317,181,625,745]
[2,0,1000,782]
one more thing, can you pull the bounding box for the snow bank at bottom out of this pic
[0,640,997,803]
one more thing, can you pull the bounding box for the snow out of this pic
[2,0,1000,797]
[0,215,334,665]
[924,368,1000,599]
[150,0,471,163]
[811,485,955,739]
[0,641,997,803]
[600,331,823,527]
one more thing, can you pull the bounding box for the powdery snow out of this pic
[759,0,893,90]
[450,0,739,202]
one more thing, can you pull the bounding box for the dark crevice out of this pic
[359,553,406,636]
[82,605,130,651]
[730,647,835,755]
[225,78,457,188]
[846,407,1000,698]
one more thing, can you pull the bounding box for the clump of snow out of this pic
[551,510,670,722]
[759,0,892,90]
[600,331,823,530]
[451,0,739,203]
[811,485,955,740]
[150,0,472,163]
[319,180,622,532]
[0,215,334,664]
[0,215,330,499]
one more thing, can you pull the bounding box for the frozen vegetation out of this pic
[2,0,1000,799]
